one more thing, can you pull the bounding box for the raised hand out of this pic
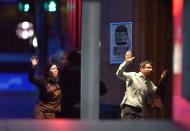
[125,50,135,63]
[30,56,38,67]
[159,69,168,83]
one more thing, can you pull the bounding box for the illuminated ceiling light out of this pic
[21,30,29,39]
[18,1,31,13]
[21,21,30,29]
[44,0,57,12]
[23,3,30,12]
[16,21,34,40]
[49,1,56,12]
[28,29,34,37]
[32,36,38,48]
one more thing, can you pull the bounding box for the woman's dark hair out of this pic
[42,63,59,78]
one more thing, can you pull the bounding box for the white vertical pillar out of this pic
[81,0,101,120]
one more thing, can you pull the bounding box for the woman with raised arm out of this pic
[29,56,61,119]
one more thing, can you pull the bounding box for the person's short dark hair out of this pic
[67,48,81,67]
[139,60,153,68]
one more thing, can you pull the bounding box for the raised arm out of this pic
[31,56,38,67]
[28,56,42,86]
[116,50,135,80]
[125,50,135,63]
[156,69,168,98]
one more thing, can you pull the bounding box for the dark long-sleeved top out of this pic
[29,67,61,115]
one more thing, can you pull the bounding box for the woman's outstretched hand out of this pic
[30,56,38,67]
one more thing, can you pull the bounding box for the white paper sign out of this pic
[110,22,132,64]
